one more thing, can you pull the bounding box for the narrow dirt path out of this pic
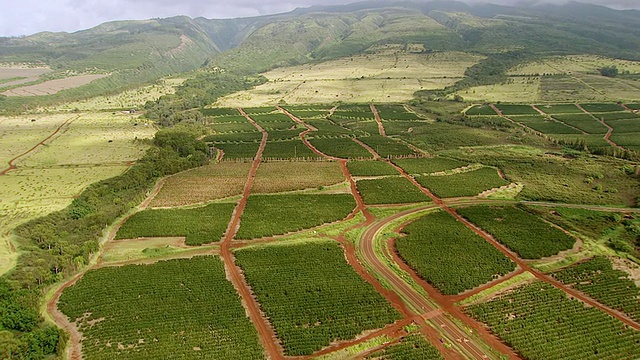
[576,104,625,150]
[351,138,381,160]
[278,106,341,160]
[370,103,387,137]
[1,115,79,175]
[219,109,285,360]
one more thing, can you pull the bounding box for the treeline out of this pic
[144,70,266,127]
[1,130,210,359]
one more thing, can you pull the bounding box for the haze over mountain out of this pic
[2,0,639,37]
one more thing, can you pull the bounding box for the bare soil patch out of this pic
[3,74,108,96]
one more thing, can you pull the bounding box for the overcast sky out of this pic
[1,0,639,37]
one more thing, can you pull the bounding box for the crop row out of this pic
[457,206,575,259]
[235,241,401,356]
[308,137,374,159]
[347,160,398,176]
[376,104,420,121]
[551,114,608,134]
[116,203,235,245]
[396,211,516,295]
[356,176,430,205]
[236,194,356,239]
[393,157,468,175]
[553,256,640,322]
[465,105,497,116]
[357,135,417,157]
[511,116,581,134]
[416,167,509,198]
[494,104,539,115]
[58,257,265,359]
[466,281,640,360]
[535,104,582,114]
[366,334,443,360]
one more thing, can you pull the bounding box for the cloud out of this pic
[1,0,639,37]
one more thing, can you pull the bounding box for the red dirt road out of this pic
[370,103,387,137]
[219,109,285,360]
[576,104,625,150]
[278,106,341,160]
[1,115,78,175]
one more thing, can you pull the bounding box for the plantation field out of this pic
[551,113,608,134]
[457,206,575,259]
[356,176,430,205]
[606,119,640,133]
[308,137,374,159]
[396,211,516,295]
[494,104,538,116]
[150,162,252,207]
[115,203,235,246]
[215,142,261,159]
[466,281,640,360]
[236,194,356,239]
[58,257,264,359]
[252,161,345,194]
[306,119,353,135]
[262,140,319,159]
[580,103,625,113]
[357,135,417,157]
[535,104,582,114]
[610,133,640,150]
[367,334,443,360]
[416,167,509,198]
[215,51,483,106]
[2,74,108,96]
[511,115,582,134]
[375,104,420,120]
[553,256,640,322]
[234,241,402,356]
[393,157,468,175]
[347,160,398,176]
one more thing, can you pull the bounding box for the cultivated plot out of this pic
[252,161,344,194]
[416,167,509,198]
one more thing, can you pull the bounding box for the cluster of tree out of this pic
[144,71,266,127]
[2,130,210,358]
[599,65,619,77]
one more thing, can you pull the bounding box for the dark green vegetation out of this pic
[396,211,516,295]
[466,105,497,116]
[580,103,624,113]
[457,206,576,259]
[215,142,261,159]
[367,334,444,360]
[535,104,582,114]
[58,257,264,359]
[416,167,509,198]
[308,137,374,159]
[115,203,235,246]
[393,157,468,175]
[347,160,398,176]
[262,140,319,160]
[356,177,430,205]
[236,194,356,239]
[357,135,418,158]
[234,241,401,356]
[551,114,608,134]
[494,104,538,116]
[511,116,582,135]
[466,281,640,360]
[553,256,640,322]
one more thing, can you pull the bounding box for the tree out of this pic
[599,65,618,78]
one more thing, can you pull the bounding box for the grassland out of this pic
[356,177,431,205]
[416,167,509,198]
[58,257,264,359]
[215,51,483,107]
[396,211,516,295]
[150,162,252,207]
[457,206,576,259]
[115,203,235,245]
[466,281,640,360]
[234,241,402,356]
[252,161,345,194]
[236,194,356,239]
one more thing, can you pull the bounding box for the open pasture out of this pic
[580,103,625,113]
[508,55,640,76]
[606,119,640,133]
[58,257,264,360]
[115,203,235,246]
[0,114,73,165]
[465,105,497,116]
[2,74,108,96]
[416,167,509,198]
[234,241,401,356]
[308,137,374,159]
[150,162,252,207]
[356,176,430,204]
[457,205,575,259]
[236,194,356,239]
[393,157,468,175]
[252,161,345,194]
[466,281,640,360]
[215,51,482,106]
[396,211,516,295]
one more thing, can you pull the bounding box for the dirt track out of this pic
[576,104,625,150]
[370,103,387,137]
[1,115,79,175]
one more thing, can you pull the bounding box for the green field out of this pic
[393,157,468,175]
[610,133,640,150]
[465,105,497,116]
[416,167,509,198]
[357,135,418,158]
[376,104,420,120]
[396,211,516,295]
[511,115,582,134]
[466,281,640,360]
[579,103,625,113]
[535,104,582,114]
[494,104,539,115]
[347,160,399,176]
[262,140,319,159]
[235,241,402,356]
[115,203,235,245]
[236,194,356,239]
[457,206,576,259]
[214,142,261,159]
[356,177,431,205]
[308,137,374,159]
[58,257,264,359]
[550,113,608,134]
